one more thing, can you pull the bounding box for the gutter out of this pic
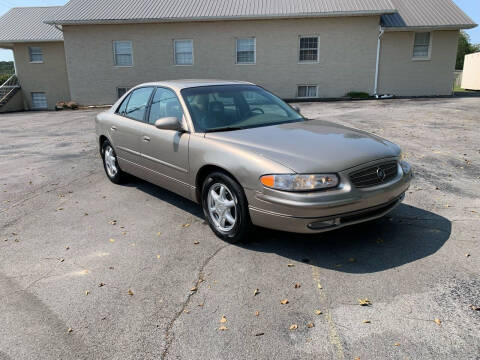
[374,26,385,98]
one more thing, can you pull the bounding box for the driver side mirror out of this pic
[292,105,301,114]
[154,117,185,132]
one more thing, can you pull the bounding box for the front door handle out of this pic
[111,126,117,131]
[142,136,151,142]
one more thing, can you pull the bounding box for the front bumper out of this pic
[247,158,412,234]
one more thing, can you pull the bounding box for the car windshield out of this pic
[181,85,304,132]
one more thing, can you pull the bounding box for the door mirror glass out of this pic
[154,117,183,131]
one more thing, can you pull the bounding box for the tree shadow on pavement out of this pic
[127,179,450,274]
[241,204,451,274]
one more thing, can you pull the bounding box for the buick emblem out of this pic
[376,168,386,181]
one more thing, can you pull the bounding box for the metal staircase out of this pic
[0,75,20,108]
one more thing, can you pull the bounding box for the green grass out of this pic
[346,91,370,99]
[454,85,468,93]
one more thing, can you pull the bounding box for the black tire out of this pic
[201,171,252,243]
[101,140,125,184]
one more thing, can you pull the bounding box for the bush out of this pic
[0,73,13,85]
[346,91,370,99]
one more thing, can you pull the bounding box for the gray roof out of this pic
[382,0,476,29]
[45,0,397,25]
[0,7,63,43]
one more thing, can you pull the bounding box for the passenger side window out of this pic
[124,87,154,121]
[148,87,184,124]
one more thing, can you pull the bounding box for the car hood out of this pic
[205,120,400,173]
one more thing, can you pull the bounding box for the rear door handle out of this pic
[111,126,117,131]
[142,136,151,142]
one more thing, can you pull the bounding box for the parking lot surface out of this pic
[1,97,479,360]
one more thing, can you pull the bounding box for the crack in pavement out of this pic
[161,243,231,360]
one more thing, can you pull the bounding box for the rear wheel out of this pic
[101,140,125,184]
[202,172,252,243]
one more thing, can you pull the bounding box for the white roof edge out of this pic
[383,23,477,31]
[45,10,397,25]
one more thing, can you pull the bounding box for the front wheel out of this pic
[101,140,125,184]
[202,172,252,243]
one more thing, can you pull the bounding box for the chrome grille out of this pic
[350,161,398,188]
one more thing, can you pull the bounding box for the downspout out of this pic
[374,26,385,98]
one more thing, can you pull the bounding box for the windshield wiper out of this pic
[205,126,244,133]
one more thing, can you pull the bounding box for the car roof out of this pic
[137,79,255,91]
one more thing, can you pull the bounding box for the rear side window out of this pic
[124,87,154,121]
[148,87,183,124]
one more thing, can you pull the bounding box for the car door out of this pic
[140,87,191,198]
[111,87,154,169]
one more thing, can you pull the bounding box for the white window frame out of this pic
[113,41,133,67]
[174,39,194,66]
[297,85,318,99]
[28,46,44,63]
[298,36,320,64]
[31,92,48,109]
[412,32,432,61]
[235,37,256,65]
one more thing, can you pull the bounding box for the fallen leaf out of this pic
[317,284,323,289]
[182,223,190,228]
[255,311,260,317]
[294,283,301,288]
[363,320,371,324]
[190,286,198,292]
[255,332,264,336]
[198,303,204,307]
[220,316,227,323]
[394,343,400,347]
[99,283,105,287]
[56,207,64,211]
[84,213,88,216]
[183,309,190,314]
[127,290,134,296]
[315,310,323,315]
[122,232,127,235]
[65,246,70,250]
[58,258,65,263]
[156,254,161,259]
[254,288,260,296]
[109,238,115,243]
[465,253,470,257]
[157,232,161,236]
[280,299,289,305]
[289,324,298,331]
[194,241,200,245]
[434,318,442,325]
[306,323,315,328]
[109,220,117,225]
[85,290,90,295]
[358,298,372,306]
[67,328,73,333]
[469,305,480,311]
[287,263,295,267]
[219,326,228,331]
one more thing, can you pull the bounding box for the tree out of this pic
[456,31,480,70]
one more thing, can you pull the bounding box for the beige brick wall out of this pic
[62,17,381,105]
[13,41,70,110]
[378,30,459,96]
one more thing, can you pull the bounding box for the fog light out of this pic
[308,219,339,230]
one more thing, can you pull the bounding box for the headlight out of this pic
[260,174,339,192]
[400,160,412,174]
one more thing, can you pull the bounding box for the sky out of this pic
[0,0,479,62]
